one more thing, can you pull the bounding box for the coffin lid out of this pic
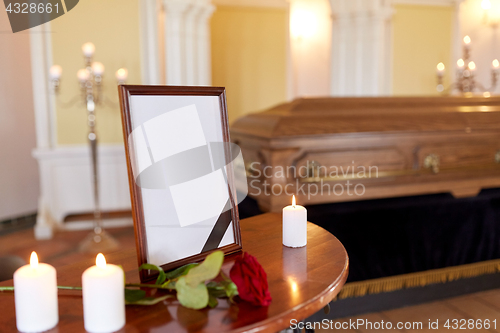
[230,96,500,139]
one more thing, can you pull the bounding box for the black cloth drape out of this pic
[238,189,500,283]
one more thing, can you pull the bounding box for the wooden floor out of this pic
[0,225,137,268]
[2,225,500,332]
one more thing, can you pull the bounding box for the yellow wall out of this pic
[51,0,141,145]
[392,4,453,96]
[211,6,288,123]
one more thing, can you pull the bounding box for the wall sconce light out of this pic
[290,9,318,39]
[481,0,500,27]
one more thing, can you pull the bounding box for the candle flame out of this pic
[96,253,106,268]
[292,195,296,208]
[457,58,465,68]
[464,35,471,44]
[469,61,476,71]
[493,59,499,68]
[436,62,445,71]
[30,251,38,269]
[115,68,128,81]
[291,280,298,293]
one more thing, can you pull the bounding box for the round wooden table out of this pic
[0,213,348,332]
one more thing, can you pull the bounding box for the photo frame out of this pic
[118,85,242,282]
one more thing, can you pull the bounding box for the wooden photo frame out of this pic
[118,85,242,282]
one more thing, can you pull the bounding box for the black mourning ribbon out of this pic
[201,199,232,252]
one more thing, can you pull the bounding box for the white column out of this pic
[329,0,393,96]
[184,4,202,85]
[353,2,366,96]
[159,0,215,86]
[30,22,57,239]
[163,0,191,85]
[139,0,161,85]
[30,23,56,149]
[196,1,215,85]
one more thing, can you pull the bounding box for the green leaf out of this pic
[185,251,224,287]
[224,281,238,298]
[124,289,147,303]
[165,263,199,280]
[161,280,176,290]
[208,294,218,308]
[126,295,174,306]
[176,277,209,310]
[207,284,226,299]
[207,280,238,299]
[206,281,219,288]
[139,263,167,285]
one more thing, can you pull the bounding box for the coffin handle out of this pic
[424,154,440,174]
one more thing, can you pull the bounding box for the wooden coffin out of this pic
[230,96,500,212]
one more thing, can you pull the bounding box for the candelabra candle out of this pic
[493,59,500,71]
[436,63,445,92]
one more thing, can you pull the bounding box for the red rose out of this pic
[229,252,272,306]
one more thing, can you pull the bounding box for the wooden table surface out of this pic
[0,213,348,333]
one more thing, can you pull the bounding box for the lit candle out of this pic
[82,42,95,57]
[457,58,465,69]
[91,62,105,76]
[115,68,128,83]
[282,195,307,248]
[463,35,471,50]
[49,65,62,80]
[436,62,445,76]
[82,253,125,333]
[469,61,477,71]
[492,59,499,70]
[77,68,90,82]
[14,252,58,333]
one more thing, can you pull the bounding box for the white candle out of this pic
[49,65,62,80]
[436,62,445,76]
[463,35,471,50]
[469,61,477,72]
[115,68,128,83]
[77,68,90,82]
[82,42,95,57]
[282,195,307,248]
[14,252,58,333]
[82,253,125,333]
[91,62,105,76]
[492,59,499,70]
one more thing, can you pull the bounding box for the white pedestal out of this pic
[32,145,132,239]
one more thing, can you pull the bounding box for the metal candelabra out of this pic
[436,36,499,95]
[50,42,128,253]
